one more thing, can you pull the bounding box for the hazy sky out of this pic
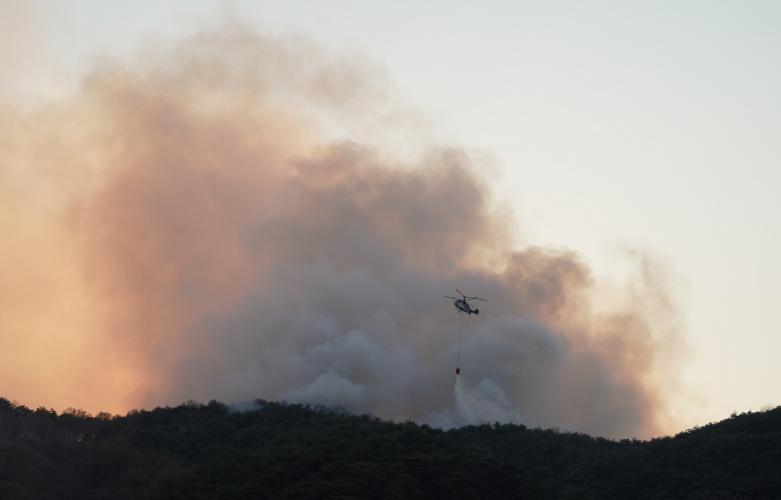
[5,0,780,430]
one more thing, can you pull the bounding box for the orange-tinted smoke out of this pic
[0,24,683,438]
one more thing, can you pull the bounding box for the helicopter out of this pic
[442,289,487,315]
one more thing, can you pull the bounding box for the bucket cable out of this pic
[457,312,463,373]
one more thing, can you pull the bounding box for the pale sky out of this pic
[9,0,781,429]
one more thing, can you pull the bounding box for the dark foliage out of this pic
[0,396,779,499]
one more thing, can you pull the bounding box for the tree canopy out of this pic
[0,397,778,499]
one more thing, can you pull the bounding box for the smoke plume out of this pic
[0,23,682,438]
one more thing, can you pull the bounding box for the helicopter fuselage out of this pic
[454,299,479,315]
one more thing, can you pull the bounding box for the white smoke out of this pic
[0,22,683,438]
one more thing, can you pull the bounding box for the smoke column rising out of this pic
[0,23,682,438]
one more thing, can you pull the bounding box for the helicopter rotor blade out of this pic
[455,289,465,297]
[464,296,487,301]
[442,295,458,300]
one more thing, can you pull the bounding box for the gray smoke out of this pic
[0,22,683,438]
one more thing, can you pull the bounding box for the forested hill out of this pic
[1,397,779,499]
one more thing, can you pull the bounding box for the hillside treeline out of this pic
[0,397,779,499]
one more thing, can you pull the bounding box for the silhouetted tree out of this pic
[0,396,778,499]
